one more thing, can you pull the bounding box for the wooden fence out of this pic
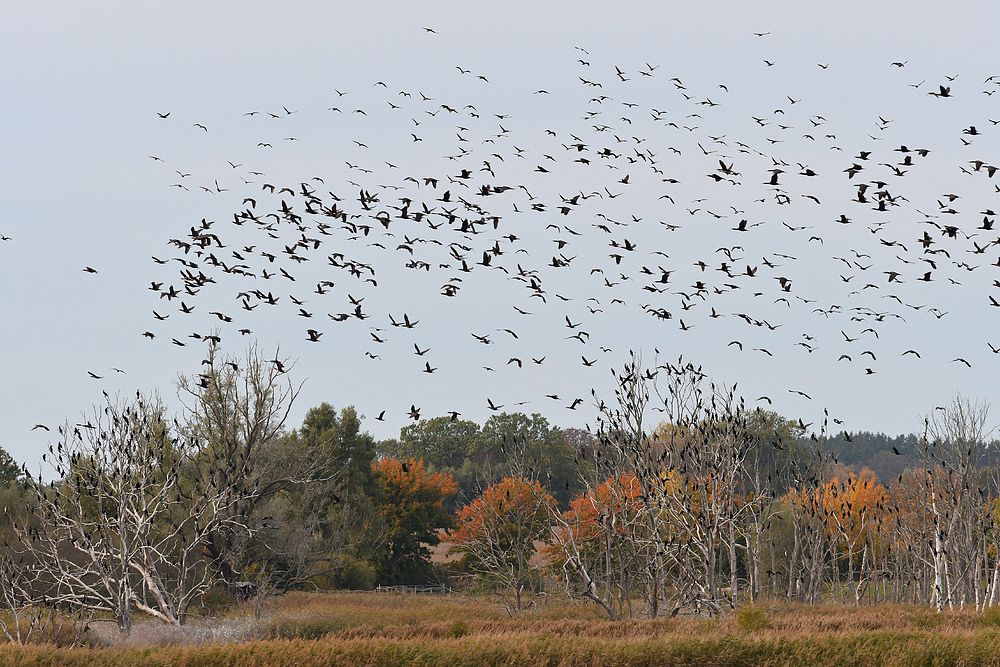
[374,585,451,595]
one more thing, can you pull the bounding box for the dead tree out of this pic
[13,394,202,635]
[11,345,308,637]
[919,394,993,611]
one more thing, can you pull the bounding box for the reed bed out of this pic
[3,633,1000,667]
[4,592,1000,665]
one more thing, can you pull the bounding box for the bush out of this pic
[449,619,470,638]
[913,608,943,631]
[268,618,343,640]
[338,562,378,591]
[735,604,771,632]
[980,605,1000,628]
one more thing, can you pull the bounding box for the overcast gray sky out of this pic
[3,0,999,467]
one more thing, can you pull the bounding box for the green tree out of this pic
[176,344,314,599]
[265,403,381,589]
[382,416,481,470]
[742,410,807,494]
[297,403,378,498]
[0,447,19,485]
[479,413,579,506]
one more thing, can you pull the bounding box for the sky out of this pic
[2,1,1000,468]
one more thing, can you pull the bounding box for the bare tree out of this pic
[517,353,769,618]
[175,343,310,592]
[12,393,200,635]
[0,551,45,644]
[9,344,309,637]
[919,394,993,611]
[475,357,1000,616]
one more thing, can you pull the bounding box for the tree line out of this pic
[0,345,577,639]
[0,346,998,639]
[476,355,1000,618]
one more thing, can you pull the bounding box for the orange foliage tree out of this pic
[819,469,887,602]
[450,477,556,609]
[545,472,646,567]
[543,471,671,619]
[372,458,457,585]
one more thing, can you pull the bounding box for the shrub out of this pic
[980,605,1000,628]
[268,618,343,640]
[338,562,378,591]
[913,608,943,631]
[734,604,771,632]
[449,619,470,638]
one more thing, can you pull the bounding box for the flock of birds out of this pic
[52,29,1000,430]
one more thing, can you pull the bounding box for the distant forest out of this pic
[825,431,999,484]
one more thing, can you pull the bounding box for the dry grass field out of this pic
[4,592,1000,665]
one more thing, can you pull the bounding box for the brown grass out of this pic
[4,593,1000,665]
[258,592,993,640]
[4,632,1000,667]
